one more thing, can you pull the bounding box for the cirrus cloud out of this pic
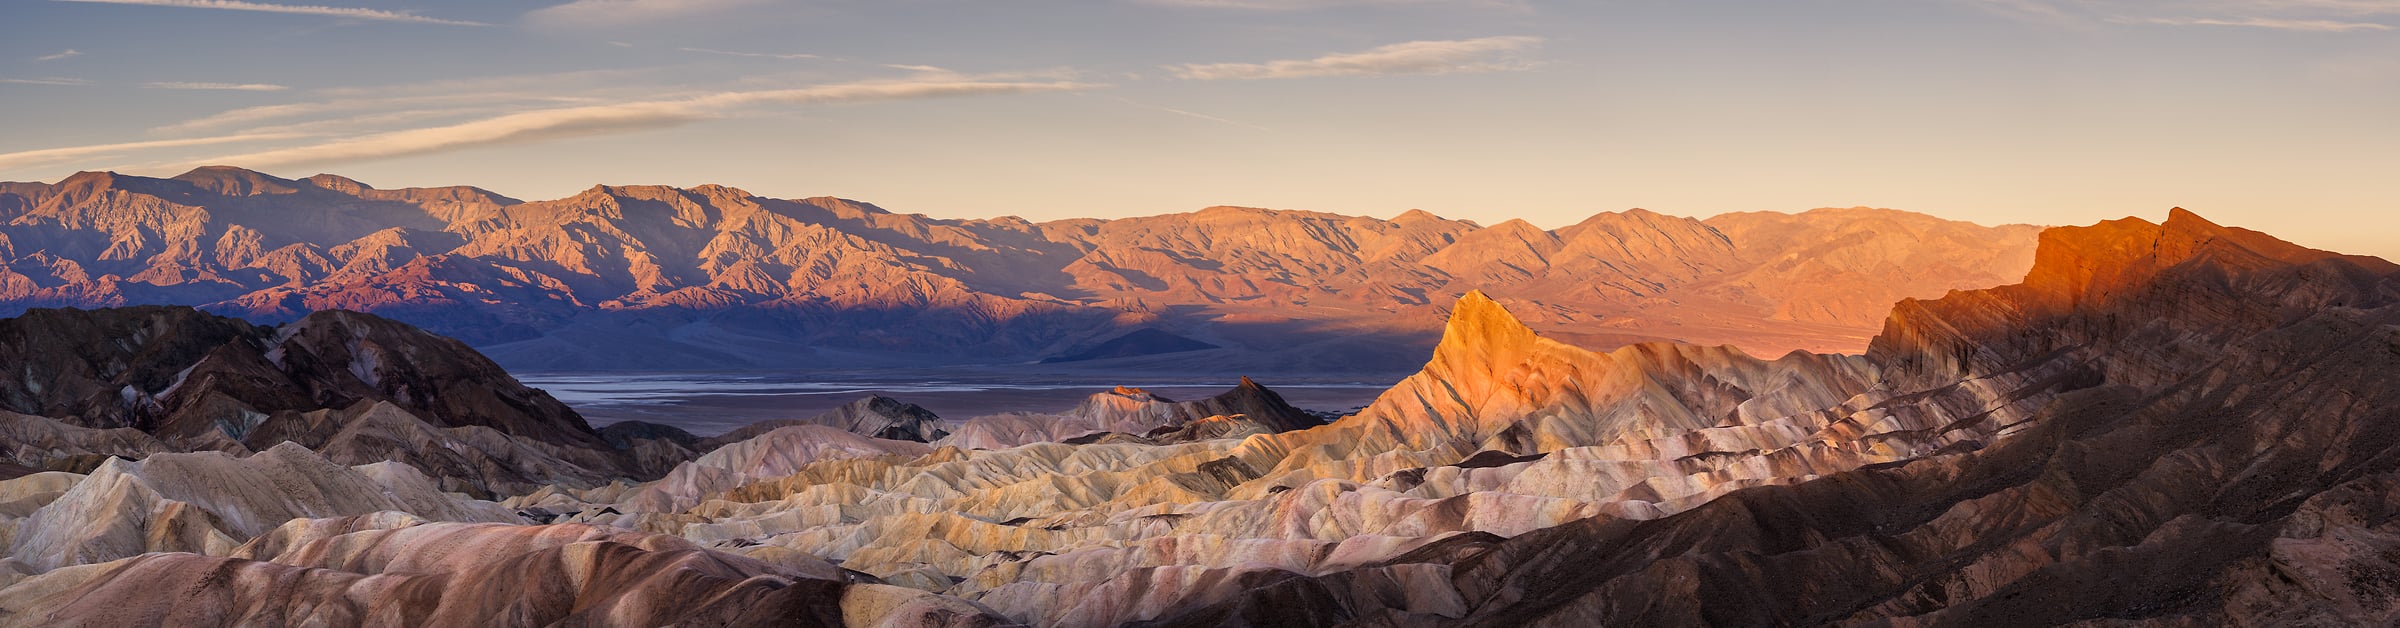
[2115,15,2392,30]
[1167,36,1543,80]
[0,132,304,171]
[1971,0,2399,31]
[51,0,486,26]
[1138,0,1527,9]
[525,0,764,28]
[191,78,1096,169]
[0,77,92,86]
[145,81,291,91]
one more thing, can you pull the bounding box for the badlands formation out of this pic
[0,167,2039,371]
[0,208,2392,626]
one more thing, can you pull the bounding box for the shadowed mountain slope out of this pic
[0,306,653,495]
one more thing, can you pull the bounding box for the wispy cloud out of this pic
[145,81,291,91]
[153,93,597,135]
[678,47,818,60]
[1167,36,1543,80]
[35,49,83,62]
[1140,0,1526,9]
[0,132,303,171]
[52,0,486,26]
[152,71,644,137]
[191,78,1096,169]
[1971,0,2400,31]
[526,0,763,28]
[2116,15,2392,30]
[0,77,91,86]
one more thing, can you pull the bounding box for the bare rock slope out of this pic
[1142,209,2400,626]
[0,306,645,495]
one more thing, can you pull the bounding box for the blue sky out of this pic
[2,0,2396,259]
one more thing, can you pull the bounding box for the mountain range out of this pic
[0,167,2040,372]
[1,207,2394,626]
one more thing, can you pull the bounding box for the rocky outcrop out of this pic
[1,168,2040,372]
[0,411,170,471]
[0,516,1017,627]
[621,424,937,514]
[0,305,261,430]
[596,420,704,478]
[1142,209,2400,626]
[941,378,1321,450]
[3,443,518,572]
[0,306,599,444]
[702,395,948,447]
[0,305,644,495]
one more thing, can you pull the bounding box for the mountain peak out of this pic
[690,184,756,199]
[1194,205,1275,219]
[2021,208,2385,303]
[1439,290,1538,354]
[173,166,301,196]
[305,173,373,194]
[56,170,123,190]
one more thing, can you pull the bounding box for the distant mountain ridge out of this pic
[0,166,2043,372]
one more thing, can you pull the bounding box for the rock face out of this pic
[701,395,949,447]
[0,305,640,495]
[0,306,594,442]
[0,167,2039,372]
[0,516,1016,627]
[940,377,1322,450]
[3,443,519,573]
[1140,209,2400,626]
[0,305,259,430]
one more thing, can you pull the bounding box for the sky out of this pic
[1,0,2395,259]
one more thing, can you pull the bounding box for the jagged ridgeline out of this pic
[0,209,2393,627]
[0,167,2041,372]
